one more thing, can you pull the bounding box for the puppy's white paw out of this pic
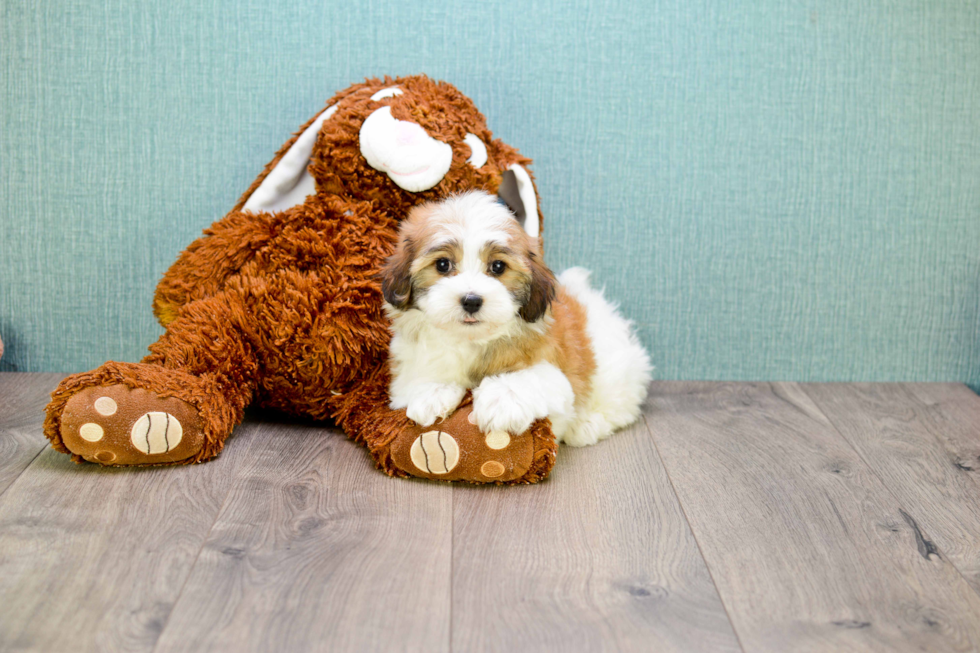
[397,382,466,427]
[472,375,549,435]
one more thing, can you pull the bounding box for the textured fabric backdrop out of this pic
[2,0,979,388]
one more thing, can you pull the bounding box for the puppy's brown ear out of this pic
[381,236,416,309]
[519,250,557,322]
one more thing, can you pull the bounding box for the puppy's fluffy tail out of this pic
[557,267,593,295]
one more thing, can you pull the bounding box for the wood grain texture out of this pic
[0,372,64,496]
[0,421,258,653]
[648,381,980,653]
[153,417,453,653]
[803,383,980,595]
[451,419,742,653]
[903,384,980,484]
[5,375,980,652]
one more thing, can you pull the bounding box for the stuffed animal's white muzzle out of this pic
[359,106,453,192]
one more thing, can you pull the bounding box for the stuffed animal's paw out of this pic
[44,362,223,466]
[386,399,557,483]
[55,383,204,465]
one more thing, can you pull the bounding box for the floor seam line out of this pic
[148,427,258,653]
[640,407,748,653]
[0,443,48,502]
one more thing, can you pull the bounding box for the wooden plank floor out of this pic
[1,373,979,652]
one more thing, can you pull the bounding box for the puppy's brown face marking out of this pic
[481,243,527,292]
[380,235,416,309]
[409,240,463,297]
[469,213,556,325]
[518,250,556,322]
[381,203,449,309]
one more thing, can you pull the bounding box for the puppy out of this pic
[381,191,651,446]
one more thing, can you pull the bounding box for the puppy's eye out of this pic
[435,258,452,274]
[490,260,506,276]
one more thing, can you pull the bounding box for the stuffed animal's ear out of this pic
[497,165,539,238]
[519,250,556,322]
[380,236,416,310]
[242,105,338,214]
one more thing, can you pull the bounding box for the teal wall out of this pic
[2,1,979,387]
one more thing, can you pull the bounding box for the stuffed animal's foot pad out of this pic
[60,385,204,465]
[391,405,534,482]
[410,430,461,474]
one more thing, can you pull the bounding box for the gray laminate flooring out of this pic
[1,374,978,652]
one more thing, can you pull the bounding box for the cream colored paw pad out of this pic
[481,461,505,478]
[410,431,460,474]
[131,412,183,454]
[79,423,104,442]
[485,430,510,450]
[93,396,117,416]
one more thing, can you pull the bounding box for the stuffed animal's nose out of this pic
[461,294,483,314]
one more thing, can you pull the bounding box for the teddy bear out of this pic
[43,75,557,483]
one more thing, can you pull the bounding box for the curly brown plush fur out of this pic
[44,75,557,484]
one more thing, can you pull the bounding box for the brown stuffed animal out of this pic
[44,75,557,483]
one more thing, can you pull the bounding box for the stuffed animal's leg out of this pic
[331,370,558,484]
[44,293,258,466]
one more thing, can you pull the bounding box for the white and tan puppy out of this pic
[381,191,651,446]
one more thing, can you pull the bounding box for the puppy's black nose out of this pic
[461,294,483,314]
